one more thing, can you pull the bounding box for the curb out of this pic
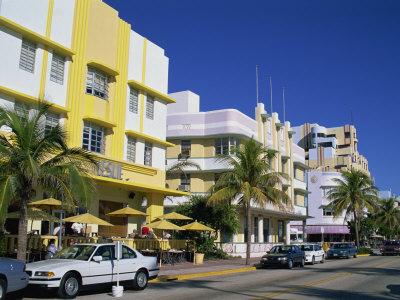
[151,266,257,283]
[357,254,371,257]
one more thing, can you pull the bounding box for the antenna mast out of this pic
[256,65,260,104]
[282,87,286,123]
[269,76,273,113]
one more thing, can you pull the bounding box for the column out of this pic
[285,221,291,245]
[145,193,164,223]
[258,217,264,243]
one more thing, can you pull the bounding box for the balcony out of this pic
[166,157,230,172]
[293,178,308,194]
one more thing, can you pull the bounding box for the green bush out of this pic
[0,232,6,256]
[357,246,372,255]
[196,235,229,260]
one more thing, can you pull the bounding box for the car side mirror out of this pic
[93,255,103,262]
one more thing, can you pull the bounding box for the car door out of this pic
[88,245,114,285]
[293,246,302,263]
[114,245,138,282]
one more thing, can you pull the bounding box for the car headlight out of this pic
[277,257,287,261]
[35,271,55,277]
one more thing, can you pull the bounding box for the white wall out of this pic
[0,28,42,97]
[124,86,141,131]
[143,95,167,140]
[127,31,144,82]
[168,91,200,114]
[145,40,168,93]
[152,146,165,170]
[50,0,75,48]
[0,0,48,35]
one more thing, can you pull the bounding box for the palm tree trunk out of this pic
[353,210,359,248]
[17,197,28,261]
[245,205,251,265]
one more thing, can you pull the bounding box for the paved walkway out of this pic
[159,257,260,276]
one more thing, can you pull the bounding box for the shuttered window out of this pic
[146,96,154,119]
[129,88,138,113]
[19,39,36,73]
[50,53,65,85]
[45,113,60,134]
[127,137,136,162]
[144,142,152,166]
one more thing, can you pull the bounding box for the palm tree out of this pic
[375,198,400,239]
[327,169,378,247]
[0,103,97,261]
[208,138,289,265]
[165,159,201,189]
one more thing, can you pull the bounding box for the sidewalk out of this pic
[155,257,260,281]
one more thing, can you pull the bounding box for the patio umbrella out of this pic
[63,213,113,226]
[146,219,183,231]
[181,221,214,232]
[155,212,192,221]
[7,207,60,232]
[107,206,147,217]
[28,198,62,208]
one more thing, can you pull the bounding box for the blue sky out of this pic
[104,0,400,194]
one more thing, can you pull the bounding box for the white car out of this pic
[299,244,325,264]
[26,243,159,299]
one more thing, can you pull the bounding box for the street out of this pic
[18,256,400,299]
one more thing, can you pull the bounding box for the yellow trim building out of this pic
[0,0,186,236]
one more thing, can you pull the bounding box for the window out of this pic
[86,68,109,99]
[254,217,258,243]
[321,186,335,197]
[146,96,154,119]
[128,88,139,113]
[215,137,238,155]
[144,142,152,166]
[323,207,333,216]
[214,173,221,183]
[338,144,350,149]
[82,122,105,154]
[126,137,136,162]
[94,245,113,261]
[45,113,60,133]
[278,220,285,243]
[179,173,190,191]
[344,132,351,138]
[263,218,269,242]
[19,39,36,73]
[317,133,325,137]
[180,140,191,158]
[121,246,136,259]
[14,102,29,117]
[50,53,65,84]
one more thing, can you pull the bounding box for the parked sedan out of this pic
[0,258,29,300]
[260,245,305,269]
[299,244,325,264]
[26,243,159,299]
[327,243,357,259]
[381,240,400,256]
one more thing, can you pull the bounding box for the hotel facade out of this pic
[165,91,308,257]
[0,0,186,236]
[291,123,370,242]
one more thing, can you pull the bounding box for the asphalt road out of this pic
[17,256,400,299]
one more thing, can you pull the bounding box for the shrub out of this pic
[357,246,372,255]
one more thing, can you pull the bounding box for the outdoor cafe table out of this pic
[141,249,186,265]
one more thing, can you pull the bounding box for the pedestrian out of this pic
[46,239,57,259]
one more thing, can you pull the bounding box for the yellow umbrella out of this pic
[181,221,214,232]
[156,212,192,221]
[107,206,147,217]
[7,207,59,222]
[28,198,62,208]
[63,213,113,226]
[147,219,183,231]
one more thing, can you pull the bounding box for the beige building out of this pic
[165,91,308,257]
[292,123,369,174]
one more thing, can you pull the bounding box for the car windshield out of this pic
[384,241,400,246]
[270,246,293,254]
[333,243,350,249]
[52,245,96,261]
[300,245,314,251]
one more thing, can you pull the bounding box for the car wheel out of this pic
[320,255,325,263]
[287,260,293,269]
[300,258,305,268]
[0,278,6,300]
[311,256,315,265]
[132,269,148,290]
[58,272,80,299]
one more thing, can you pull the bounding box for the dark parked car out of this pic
[381,240,400,256]
[327,243,357,259]
[0,258,29,299]
[260,245,305,269]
